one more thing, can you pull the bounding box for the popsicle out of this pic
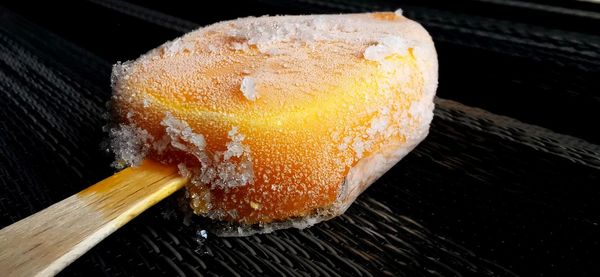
[110,11,437,232]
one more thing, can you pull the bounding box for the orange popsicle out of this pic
[109,11,437,233]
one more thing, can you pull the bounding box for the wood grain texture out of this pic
[0,160,187,277]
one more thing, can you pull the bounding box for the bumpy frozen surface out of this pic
[109,11,438,233]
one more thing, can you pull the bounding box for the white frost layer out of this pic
[240,76,257,101]
[363,36,409,62]
[109,113,255,193]
[218,13,422,57]
[163,38,193,57]
[224,127,245,160]
[160,114,255,189]
[161,112,207,155]
[109,123,153,168]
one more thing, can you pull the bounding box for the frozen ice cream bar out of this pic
[109,11,438,234]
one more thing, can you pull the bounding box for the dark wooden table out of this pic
[1,1,599,276]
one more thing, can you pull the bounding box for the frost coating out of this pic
[223,13,422,57]
[160,114,255,189]
[161,112,207,155]
[240,77,257,101]
[196,125,254,189]
[161,37,194,57]
[108,110,255,216]
[109,123,154,168]
[226,15,334,53]
[363,36,409,62]
[224,127,245,160]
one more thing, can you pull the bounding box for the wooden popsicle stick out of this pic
[0,160,188,277]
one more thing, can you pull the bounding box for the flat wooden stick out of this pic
[0,160,188,277]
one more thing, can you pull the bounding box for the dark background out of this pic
[1,0,599,276]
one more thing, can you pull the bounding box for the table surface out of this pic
[1,1,599,276]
